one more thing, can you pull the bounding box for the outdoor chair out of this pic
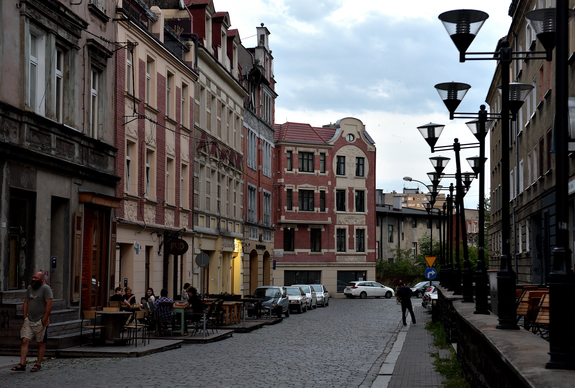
[81,310,104,346]
[124,310,147,347]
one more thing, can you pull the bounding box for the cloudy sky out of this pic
[215,0,513,209]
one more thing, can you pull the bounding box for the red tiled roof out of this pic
[274,122,336,144]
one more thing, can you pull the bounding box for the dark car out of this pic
[247,286,290,318]
[411,281,440,298]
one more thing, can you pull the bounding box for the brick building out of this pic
[114,0,197,301]
[239,24,278,294]
[273,118,377,296]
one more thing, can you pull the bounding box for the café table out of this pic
[201,300,242,325]
[97,310,132,344]
[171,307,187,336]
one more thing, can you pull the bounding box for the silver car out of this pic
[249,286,290,318]
[285,286,308,313]
[310,284,329,307]
[292,284,317,309]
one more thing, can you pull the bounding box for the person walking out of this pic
[12,271,53,372]
[396,280,416,326]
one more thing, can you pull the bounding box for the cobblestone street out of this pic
[3,298,405,388]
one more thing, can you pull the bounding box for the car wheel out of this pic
[303,305,307,312]
[325,299,329,306]
[313,303,317,309]
[385,291,392,299]
[360,291,367,299]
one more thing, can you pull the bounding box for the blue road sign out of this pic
[425,267,437,280]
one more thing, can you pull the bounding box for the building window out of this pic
[55,48,64,123]
[336,190,346,211]
[263,191,271,226]
[145,149,154,199]
[355,190,365,212]
[166,157,174,204]
[247,129,257,170]
[126,141,134,194]
[299,190,314,211]
[263,141,272,178]
[299,152,314,172]
[356,157,365,177]
[320,191,326,212]
[287,150,293,171]
[337,229,346,252]
[181,83,188,127]
[126,46,134,95]
[356,229,365,252]
[284,228,295,251]
[247,185,257,223]
[336,156,346,175]
[146,58,154,105]
[181,164,189,208]
[166,72,174,118]
[90,68,100,139]
[320,153,326,173]
[388,225,393,243]
[286,189,293,210]
[311,229,321,252]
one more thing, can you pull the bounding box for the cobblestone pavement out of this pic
[2,298,405,388]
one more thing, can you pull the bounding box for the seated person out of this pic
[110,287,124,303]
[174,287,204,332]
[123,287,141,309]
[154,289,174,328]
[141,288,156,310]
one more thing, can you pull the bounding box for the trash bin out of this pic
[431,299,439,322]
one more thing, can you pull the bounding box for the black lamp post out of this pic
[439,9,536,328]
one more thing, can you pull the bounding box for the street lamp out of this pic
[439,9,536,329]
[441,4,575,369]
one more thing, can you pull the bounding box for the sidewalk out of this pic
[372,304,446,388]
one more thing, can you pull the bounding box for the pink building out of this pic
[274,118,377,296]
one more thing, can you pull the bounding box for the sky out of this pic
[214,0,514,209]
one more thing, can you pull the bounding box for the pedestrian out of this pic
[174,286,204,333]
[110,287,124,303]
[154,289,174,329]
[396,280,416,326]
[12,271,53,372]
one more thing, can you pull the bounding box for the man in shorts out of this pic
[12,271,53,372]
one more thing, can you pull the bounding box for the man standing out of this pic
[396,280,416,326]
[12,271,53,372]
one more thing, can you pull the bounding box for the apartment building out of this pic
[0,0,121,310]
[239,24,278,294]
[187,0,247,295]
[114,0,198,301]
[273,118,377,296]
[486,0,575,284]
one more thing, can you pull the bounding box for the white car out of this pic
[291,284,317,309]
[285,286,308,313]
[344,281,395,299]
[422,286,438,311]
[311,284,329,307]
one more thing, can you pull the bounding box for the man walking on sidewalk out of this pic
[12,271,53,372]
[396,280,416,326]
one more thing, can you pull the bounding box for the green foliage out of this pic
[426,321,470,388]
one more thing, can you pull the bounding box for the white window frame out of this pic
[167,72,174,118]
[181,83,188,127]
[90,68,100,139]
[28,26,46,115]
[166,157,174,205]
[55,48,64,123]
[263,190,271,226]
[146,57,153,105]
[247,184,257,223]
[262,140,272,177]
[126,46,133,95]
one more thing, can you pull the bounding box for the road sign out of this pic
[425,267,437,280]
[425,256,436,267]
[195,252,210,267]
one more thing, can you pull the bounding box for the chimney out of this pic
[393,196,402,210]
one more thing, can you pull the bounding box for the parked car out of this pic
[247,286,290,318]
[422,286,438,311]
[292,284,317,309]
[411,281,440,298]
[311,284,329,307]
[285,286,308,313]
[344,281,395,299]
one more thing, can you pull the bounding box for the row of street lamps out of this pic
[411,3,575,369]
